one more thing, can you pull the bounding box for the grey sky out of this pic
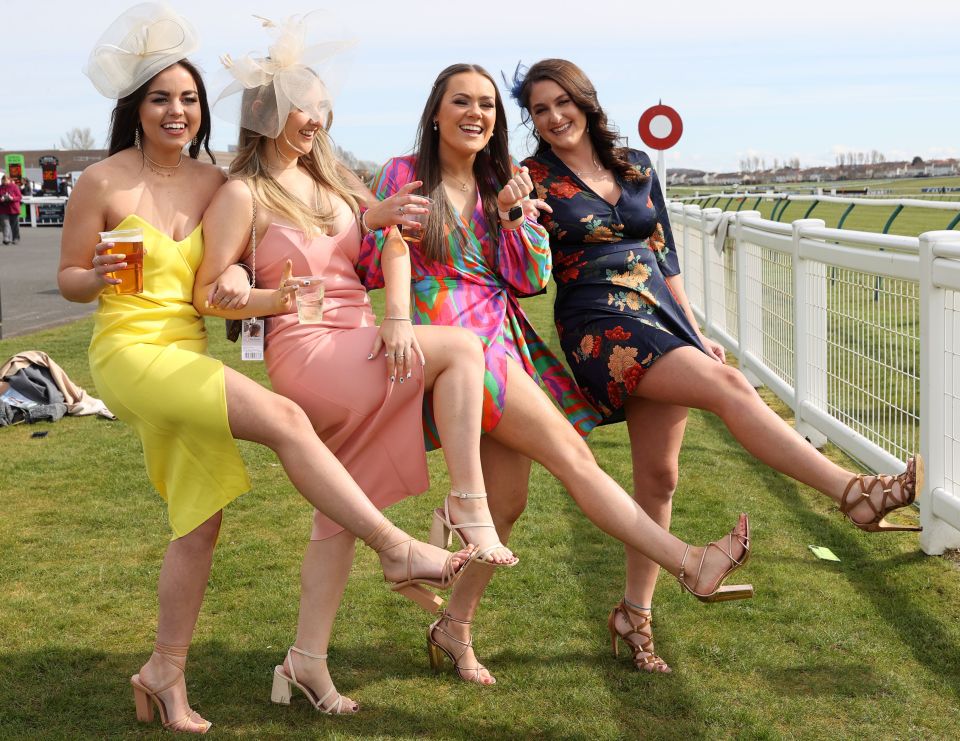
[3,0,958,172]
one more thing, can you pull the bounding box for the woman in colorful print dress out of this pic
[366,63,755,685]
[513,58,922,673]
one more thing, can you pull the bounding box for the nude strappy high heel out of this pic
[678,513,753,602]
[364,518,474,613]
[427,610,494,685]
[840,454,923,532]
[270,646,358,714]
[429,490,518,566]
[607,600,670,673]
[130,643,212,734]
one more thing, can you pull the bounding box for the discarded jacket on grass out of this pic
[0,350,115,426]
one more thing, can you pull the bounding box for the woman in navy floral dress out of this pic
[515,58,922,674]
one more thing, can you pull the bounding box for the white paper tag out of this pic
[240,318,264,361]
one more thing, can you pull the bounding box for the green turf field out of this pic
[1,285,958,739]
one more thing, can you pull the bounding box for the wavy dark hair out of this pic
[107,59,215,163]
[513,58,644,183]
[413,63,512,262]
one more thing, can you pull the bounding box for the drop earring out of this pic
[192,136,198,147]
[134,126,141,150]
[433,121,438,132]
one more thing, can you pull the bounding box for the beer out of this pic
[99,228,144,295]
[401,223,424,244]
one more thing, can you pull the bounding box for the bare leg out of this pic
[616,397,689,673]
[416,325,515,564]
[222,366,472,580]
[435,437,532,684]
[630,347,911,525]
[487,358,746,586]
[137,511,222,726]
[282,532,358,713]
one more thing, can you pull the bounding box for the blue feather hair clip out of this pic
[502,61,528,107]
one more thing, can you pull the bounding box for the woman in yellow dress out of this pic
[57,6,473,733]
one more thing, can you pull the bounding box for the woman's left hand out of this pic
[368,318,425,382]
[703,336,726,363]
[363,180,431,232]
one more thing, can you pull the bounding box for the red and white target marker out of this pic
[638,103,683,197]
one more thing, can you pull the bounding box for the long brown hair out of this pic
[413,63,512,262]
[514,58,645,183]
[229,81,360,236]
[107,60,214,162]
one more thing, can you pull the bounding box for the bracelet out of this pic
[237,262,255,285]
[359,208,376,234]
[383,316,412,321]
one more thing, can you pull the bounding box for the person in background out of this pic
[0,173,22,244]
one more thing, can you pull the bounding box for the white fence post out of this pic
[734,212,764,388]
[792,219,829,448]
[683,205,705,321]
[700,207,722,336]
[919,230,960,554]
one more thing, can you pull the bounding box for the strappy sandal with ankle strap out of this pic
[270,646,358,714]
[364,519,474,613]
[840,454,923,532]
[130,643,212,734]
[427,610,495,685]
[429,490,518,567]
[607,600,671,673]
[678,513,753,603]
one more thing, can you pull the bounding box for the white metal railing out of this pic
[669,202,960,555]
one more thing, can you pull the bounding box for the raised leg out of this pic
[222,367,473,588]
[487,358,747,590]
[630,346,916,526]
[416,325,516,564]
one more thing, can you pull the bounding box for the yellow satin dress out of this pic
[88,214,250,538]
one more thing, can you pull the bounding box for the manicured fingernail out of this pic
[367,353,374,360]
[406,371,412,378]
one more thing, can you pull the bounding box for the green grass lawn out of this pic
[2,289,959,739]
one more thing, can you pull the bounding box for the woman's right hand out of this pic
[274,259,301,313]
[362,180,430,231]
[206,264,252,310]
[91,241,125,287]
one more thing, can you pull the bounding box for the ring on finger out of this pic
[399,206,406,215]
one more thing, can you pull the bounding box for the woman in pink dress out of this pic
[196,14,516,714]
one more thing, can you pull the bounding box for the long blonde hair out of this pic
[229,83,360,234]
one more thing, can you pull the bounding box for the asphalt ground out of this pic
[0,226,96,339]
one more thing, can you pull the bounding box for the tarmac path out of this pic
[0,226,96,339]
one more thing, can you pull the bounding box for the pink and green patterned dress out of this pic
[359,155,600,448]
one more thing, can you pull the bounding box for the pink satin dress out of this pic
[251,220,429,539]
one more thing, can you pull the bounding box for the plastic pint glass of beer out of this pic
[98,227,144,294]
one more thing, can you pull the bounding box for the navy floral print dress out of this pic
[522,148,706,424]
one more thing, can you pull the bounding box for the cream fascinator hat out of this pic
[214,11,356,139]
[84,2,199,99]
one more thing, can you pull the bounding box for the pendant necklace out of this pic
[142,150,183,178]
[442,170,473,192]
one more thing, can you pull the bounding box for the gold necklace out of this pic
[442,170,473,192]
[574,157,608,180]
[142,150,183,177]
